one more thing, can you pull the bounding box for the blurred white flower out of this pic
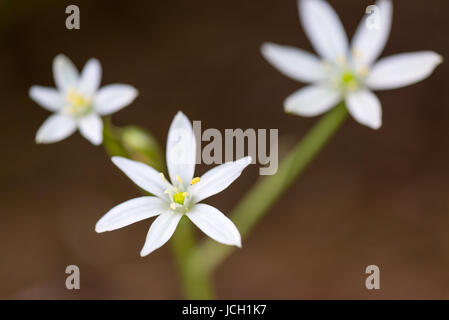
[262,0,442,129]
[96,112,251,256]
[30,54,138,145]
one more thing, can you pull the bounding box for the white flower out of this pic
[261,0,442,129]
[96,112,251,256]
[30,54,138,145]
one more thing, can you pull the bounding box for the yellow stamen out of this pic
[358,66,370,77]
[176,175,183,184]
[170,203,177,210]
[352,48,363,60]
[191,177,201,185]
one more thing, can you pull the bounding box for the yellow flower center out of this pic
[65,89,91,116]
[341,71,359,91]
[173,191,188,205]
[160,173,202,211]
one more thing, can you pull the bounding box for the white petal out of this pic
[299,0,349,63]
[29,86,63,112]
[261,43,326,83]
[284,85,341,117]
[111,156,168,199]
[53,54,79,92]
[351,0,393,68]
[366,51,443,90]
[191,156,252,203]
[166,111,196,186]
[35,113,77,144]
[140,212,182,256]
[78,58,102,97]
[78,113,103,145]
[93,84,138,115]
[345,89,382,130]
[186,204,241,247]
[95,196,167,232]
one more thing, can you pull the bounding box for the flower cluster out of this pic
[29,0,442,257]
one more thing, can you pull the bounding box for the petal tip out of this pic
[111,156,127,166]
[284,103,292,113]
[111,156,128,169]
[140,246,152,257]
[54,53,66,61]
[170,111,192,132]
[366,119,382,130]
[35,132,50,144]
[29,86,37,98]
[95,222,105,233]
[55,53,68,59]
[284,102,298,115]
[174,110,188,120]
[89,136,103,146]
[111,155,124,161]
[426,52,444,68]
[128,86,139,100]
[88,57,100,64]
[235,239,242,248]
[260,42,274,55]
[53,53,71,67]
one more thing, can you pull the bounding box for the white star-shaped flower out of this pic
[30,54,138,145]
[96,112,251,256]
[262,0,442,129]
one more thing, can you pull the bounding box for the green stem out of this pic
[171,217,215,299]
[187,103,348,285]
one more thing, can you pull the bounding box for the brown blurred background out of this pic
[0,0,448,299]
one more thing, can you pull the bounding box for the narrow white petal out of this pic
[261,43,326,83]
[345,89,382,129]
[35,113,77,144]
[78,113,103,145]
[93,84,138,115]
[166,111,196,186]
[95,196,167,232]
[284,85,341,117]
[299,0,349,63]
[366,51,443,90]
[29,86,63,112]
[53,54,79,92]
[140,212,182,256]
[78,58,102,97]
[186,204,241,247]
[351,0,393,68]
[191,156,252,203]
[111,156,168,199]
